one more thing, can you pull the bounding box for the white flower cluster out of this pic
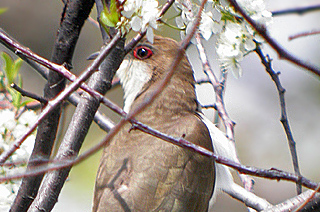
[175,1,223,41]
[0,108,37,211]
[174,0,272,78]
[118,0,160,43]
[216,21,256,78]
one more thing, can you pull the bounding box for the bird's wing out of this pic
[199,113,271,210]
[93,114,215,212]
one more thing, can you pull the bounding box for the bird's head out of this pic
[117,36,197,114]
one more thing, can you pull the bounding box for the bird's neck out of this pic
[116,59,153,113]
[129,72,198,120]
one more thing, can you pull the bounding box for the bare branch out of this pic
[67,92,115,132]
[1,110,319,192]
[194,33,256,211]
[31,35,126,212]
[201,104,217,110]
[272,4,320,16]
[11,83,48,104]
[289,29,320,41]
[294,185,320,211]
[196,78,211,84]
[255,45,302,194]
[7,0,96,210]
[194,33,235,140]
[228,0,320,77]
[262,190,320,212]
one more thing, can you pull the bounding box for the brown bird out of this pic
[93,36,215,212]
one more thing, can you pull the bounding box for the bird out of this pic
[92,36,216,212]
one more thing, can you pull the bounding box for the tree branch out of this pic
[31,35,125,212]
[272,4,320,16]
[289,29,320,41]
[10,83,48,104]
[2,108,319,193]
[255,45,302,194]
[228,0,320,77]
[262,189,320,212]
[8,0,95,211]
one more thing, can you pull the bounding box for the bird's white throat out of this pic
[116,59,152,113]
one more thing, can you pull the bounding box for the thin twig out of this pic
[201,104,217,110]
[1,112,319,191]
[194,32,256,209]
[289,29,320,41]
[272,4,320,16]
[11,83,48,104]
[255,45,302,194]
[0,46,318,195]
[194,33,235,140]
[196,78,211,84]
[67,92,115,132]
[228,0,320,77]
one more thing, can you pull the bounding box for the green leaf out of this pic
[0,52,23,86]
[0,72,5,91]
[0,8,8,15]
[1,52,14,84]
[109,0,120,23]
[220,10,236,22]
[14,74,23,108]
[1,52,25,109]
[13,58,23,76]
[7,82,21,109]
[100,0,120,27]
[100,10,117,27]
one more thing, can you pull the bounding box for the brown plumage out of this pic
[93,36,215,212]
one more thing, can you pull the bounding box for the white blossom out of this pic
[0,109,37,209]
[18,110,37,126]
[216,21,254,78]
[0,184,12,211]
[200,11,215,40]
[174,0,272,78]
[119,0,159,43]
[0,109,16,131]
[238,0,272,26]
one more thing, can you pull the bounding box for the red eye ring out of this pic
[133,46,153,60]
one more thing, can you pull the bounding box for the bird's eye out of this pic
[133,46,153,60]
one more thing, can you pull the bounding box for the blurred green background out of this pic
[1,0,320,211]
